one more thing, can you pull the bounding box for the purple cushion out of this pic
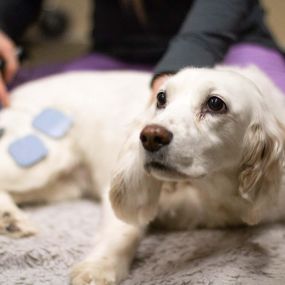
[223,43,285,93]
[9,44,285,93]
[9,52,153,90]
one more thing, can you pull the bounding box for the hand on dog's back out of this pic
[0,31,20,107]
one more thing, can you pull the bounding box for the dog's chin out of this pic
[144,162,191,182]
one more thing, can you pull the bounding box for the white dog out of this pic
[0,66,284,285]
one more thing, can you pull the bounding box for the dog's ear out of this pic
[110,129,162,226]
[239,120,284,225]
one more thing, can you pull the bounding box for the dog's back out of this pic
[0,71,151,202]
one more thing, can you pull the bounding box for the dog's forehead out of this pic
[168,68,251,96]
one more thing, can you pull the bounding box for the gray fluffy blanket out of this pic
[1,199,285,285]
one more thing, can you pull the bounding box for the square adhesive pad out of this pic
[32,108,73,139]
[8,134,48,167]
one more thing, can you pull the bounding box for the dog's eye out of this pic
[207,96,227,113]
[156,91,167,109]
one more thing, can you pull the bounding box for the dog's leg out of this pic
[71,192,144,285]
[0,191,36,238]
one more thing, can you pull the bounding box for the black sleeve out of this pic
[0,0,43,42]
[153,0,254,79]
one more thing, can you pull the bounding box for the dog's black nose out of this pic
[140,124,173,152]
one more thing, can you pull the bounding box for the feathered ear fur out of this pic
[110,127,162,226]
[239,120,285,225]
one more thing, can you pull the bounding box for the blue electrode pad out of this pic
[32,108,73,139]
[8,135,48,167]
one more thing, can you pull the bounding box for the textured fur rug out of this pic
[0,200,285,285]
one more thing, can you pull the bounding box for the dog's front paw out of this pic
[0,209,37,238]
[71,258,124,285]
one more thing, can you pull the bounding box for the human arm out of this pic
[151,0,256,95]
[0,0,43,107]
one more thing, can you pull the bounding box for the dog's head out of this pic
[110,66,285,226]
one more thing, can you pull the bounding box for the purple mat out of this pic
[9,52,153,90]
[10,44,285,93]
[223,43,285,93]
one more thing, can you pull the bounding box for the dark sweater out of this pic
[0,0,42,42]
[0,0,281,78]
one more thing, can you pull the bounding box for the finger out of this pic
[0,77,10,107]
[1,46,19,83]
[0,31,19,83]
[151,75,170,98]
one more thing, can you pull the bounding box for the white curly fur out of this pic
[0,67,284,285]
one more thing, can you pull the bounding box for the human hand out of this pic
[151,74,172,99]
[0,31,20,107]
